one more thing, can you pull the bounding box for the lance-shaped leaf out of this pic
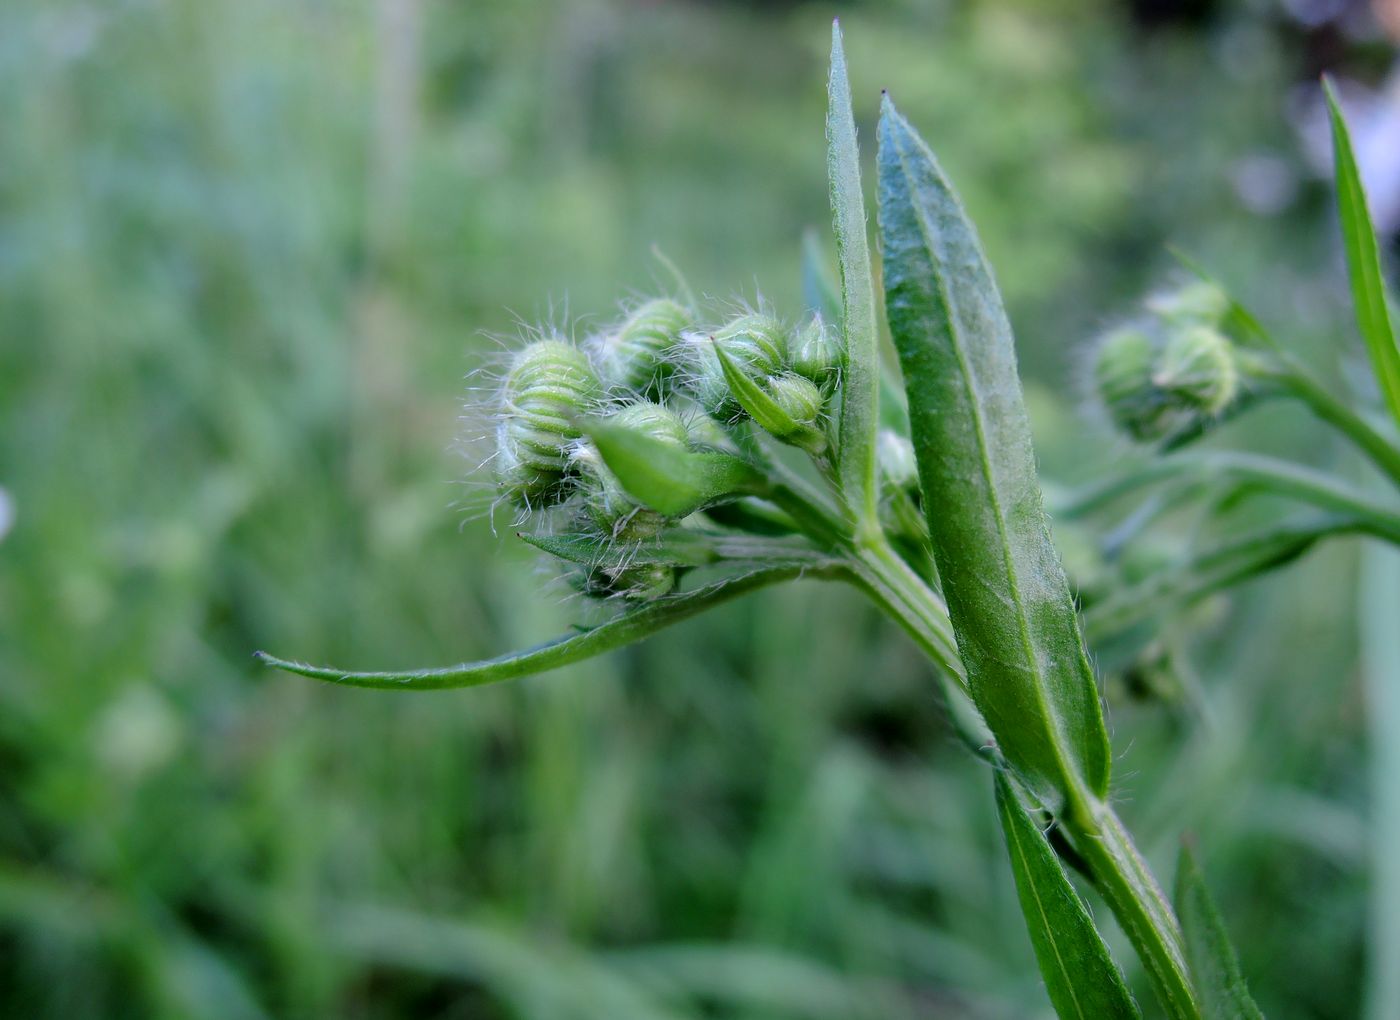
[827,21,880,534]
[1173,842,1264,1020]
[584,418,761,518]
[995,773,1141,1020]
[1324,79,1400,430]
[876,94,1112,802]
[256,563,842,690]
[713,343,827,455]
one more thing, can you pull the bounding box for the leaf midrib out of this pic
[1005,807,1091,1019]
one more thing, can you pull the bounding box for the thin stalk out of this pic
[1250,353,1400,489]
[863,533,1200,1018]
[1058,451,1400,545]
[1065,797,1198,1020]
[848,539,996,760]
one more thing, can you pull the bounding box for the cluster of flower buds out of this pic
[1092,280,1240,443]
[489,296,844,601]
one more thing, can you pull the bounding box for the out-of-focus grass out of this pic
[0,0,1374,1016]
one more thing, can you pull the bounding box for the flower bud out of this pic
[1093,325,1173,442]
[497,339,602,506]
[690,313,787,419]
[575,401,690,541]
[569,560,677,602]
[764,373,823,430]
[1153,325,1237,416]
[1146,280,1229,327]
[593,298,691,394]
[790,313,841,388]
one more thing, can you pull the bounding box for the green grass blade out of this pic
[1173,842,1264,1020]
[255,563,841,690]
[826,21,880,536]
[995,774,1142,1020]
[876,94,1111,802]
[585,418,762,517]
[1324,79,1400,429]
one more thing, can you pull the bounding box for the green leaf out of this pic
[994,774,1142,1020]
[826,21,880,536]
[1324,79,1400,429]
[584,418,761,518]
[1173,842,1264,1020]
[876,94,1112,803]
[256,563,842,690]
[712,343,827,455]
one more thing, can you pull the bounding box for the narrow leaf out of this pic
[876,94,1112,802]
[713,343,827,455]
[995,773,1142,1020]
[826,21,880,534]
[1324,79,1400,429]
[256,563,841,690]
[1173,842,1264,1020]
[585,418,761,518]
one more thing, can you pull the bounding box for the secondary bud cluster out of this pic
[1092,280,1239,443]
[487,295,843,601]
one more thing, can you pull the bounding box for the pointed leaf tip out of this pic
[1323,75,1400,429]
[994,773,1141,1019]
[1174,841,1264,1019]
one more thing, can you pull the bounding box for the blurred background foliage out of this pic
[1,0,1395,1016]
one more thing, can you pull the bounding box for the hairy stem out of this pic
[863,529,1199,1017]
[1065,798,1198,1020]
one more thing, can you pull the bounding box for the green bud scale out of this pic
[1153,325,1237,416]
[790,313,841,387]
[764,372,824,430]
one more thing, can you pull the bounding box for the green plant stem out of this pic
[851,538,962,684]
[1064,799,1197,1020]
[1252,353,1400,489]
[859,526,1198,1018]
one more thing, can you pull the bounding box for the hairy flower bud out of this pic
[569,559,677,602]
[764,373,823,429]
[790,312,841,387]
[1146,280,1229,327]
[690,313,787,418]
[1153,325,1237,416]
[592,298,692,394]
[1093,325,1174,442]
[497,339,602,506]
[576,401,690,541]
